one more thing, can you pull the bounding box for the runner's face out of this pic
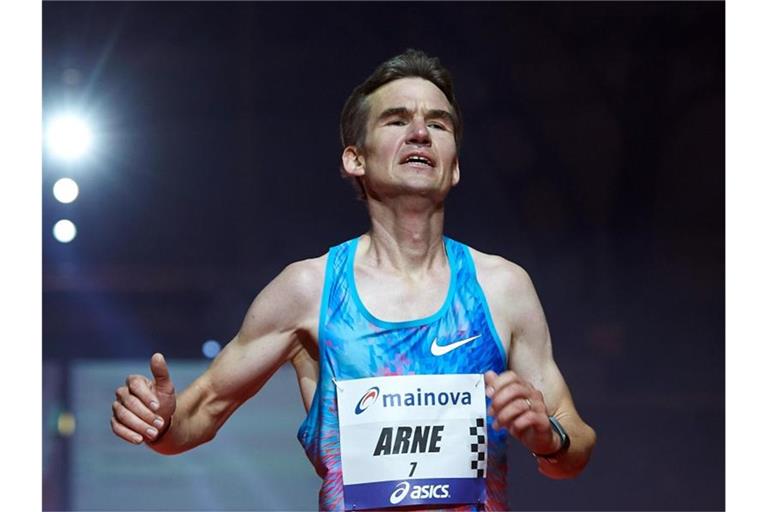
[354,77,460,198]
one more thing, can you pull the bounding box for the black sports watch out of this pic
[532,416,570,461]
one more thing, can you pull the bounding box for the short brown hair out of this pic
[339,49,463,197]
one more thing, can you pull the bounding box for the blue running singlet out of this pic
[298,236,509,510]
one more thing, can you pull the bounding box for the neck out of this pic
[361,196,447,274]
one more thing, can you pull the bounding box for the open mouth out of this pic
[400,154,435,167]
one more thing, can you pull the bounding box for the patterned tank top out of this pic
[298,236,509,510]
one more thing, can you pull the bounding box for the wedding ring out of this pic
[525,398,533,411]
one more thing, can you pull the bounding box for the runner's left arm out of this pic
[484,262,596,479]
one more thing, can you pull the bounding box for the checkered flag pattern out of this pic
[468,417,487,478]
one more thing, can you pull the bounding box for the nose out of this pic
[406,117,431,146]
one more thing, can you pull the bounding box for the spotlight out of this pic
[46,114,93,161]
[53,177,79,204]
[53,219,77,243]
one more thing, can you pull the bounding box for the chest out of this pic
[353,264,451,323]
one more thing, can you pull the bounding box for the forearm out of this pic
[147,380,225,455]
[535,414,596,479]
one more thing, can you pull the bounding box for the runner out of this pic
[110,49,596,511]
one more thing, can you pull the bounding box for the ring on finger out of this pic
[524,398,533,411]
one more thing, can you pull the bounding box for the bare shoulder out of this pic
[277,254,328,301]
[467,246,535,297]
[466,245,544,346]
[240,253,328,336]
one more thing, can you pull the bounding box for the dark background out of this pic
[42,2,724,510]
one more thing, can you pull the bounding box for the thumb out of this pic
[150,353,175,395]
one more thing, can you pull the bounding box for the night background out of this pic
[42,2,724,510]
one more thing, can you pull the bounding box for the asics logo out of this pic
[389,481,451,504]
[430,334,481,356]
[389,482,410,504]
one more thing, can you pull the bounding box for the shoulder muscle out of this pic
[201,256,326,404]
[469,248,551,365]
[239,256,326,343]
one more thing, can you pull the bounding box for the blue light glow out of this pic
[202,340,221,359]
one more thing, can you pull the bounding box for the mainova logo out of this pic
[354,386,380,415]
[381,387,472,409]
[389,482,410,505]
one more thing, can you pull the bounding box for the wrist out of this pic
[532,416,570,462]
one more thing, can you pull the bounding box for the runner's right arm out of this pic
[110,260,321,455]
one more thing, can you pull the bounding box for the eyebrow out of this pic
[377,107,456,128]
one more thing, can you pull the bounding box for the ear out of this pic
[342,146,366,177]
[451,158,460,186]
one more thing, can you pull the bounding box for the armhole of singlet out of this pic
[297,245,337,442]
[462,245,508,367]
[317,246,336,349]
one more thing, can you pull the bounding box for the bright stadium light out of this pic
[53,177,79,203]
[53,219,77,243]
[46,114,93,161]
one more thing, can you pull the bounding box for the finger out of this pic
[125,375,160,412]
[115,386,165,431]
[489,382,529,415]
[488,370,525,392]
[150,353,175,396]
[112,400,161,441]
[493,396,535,428]
[529,389,550,414]
[111,416,144,445]
[484,371,499,396]
[504,410,535,437]
[492,387,546,416]
[507,410,543,438]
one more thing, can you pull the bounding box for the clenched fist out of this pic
[484,370,560,456]
[111,353,176,445]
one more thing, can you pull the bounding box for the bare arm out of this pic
[111,259,323,455]
[477,255,597,478]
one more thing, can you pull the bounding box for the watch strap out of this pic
[533,416,570,460]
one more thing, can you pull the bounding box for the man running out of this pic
[111,49,596,511]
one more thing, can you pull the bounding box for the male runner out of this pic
[111,49,596,510]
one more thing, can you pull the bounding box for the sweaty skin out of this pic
[111,77,595,482]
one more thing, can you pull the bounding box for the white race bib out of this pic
[336,374,487,510]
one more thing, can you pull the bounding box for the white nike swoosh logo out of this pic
[430,335,481,356]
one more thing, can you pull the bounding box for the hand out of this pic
[484,370,559,455]
[111,353,177,445]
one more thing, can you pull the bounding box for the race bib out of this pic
[336,374,487,510]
